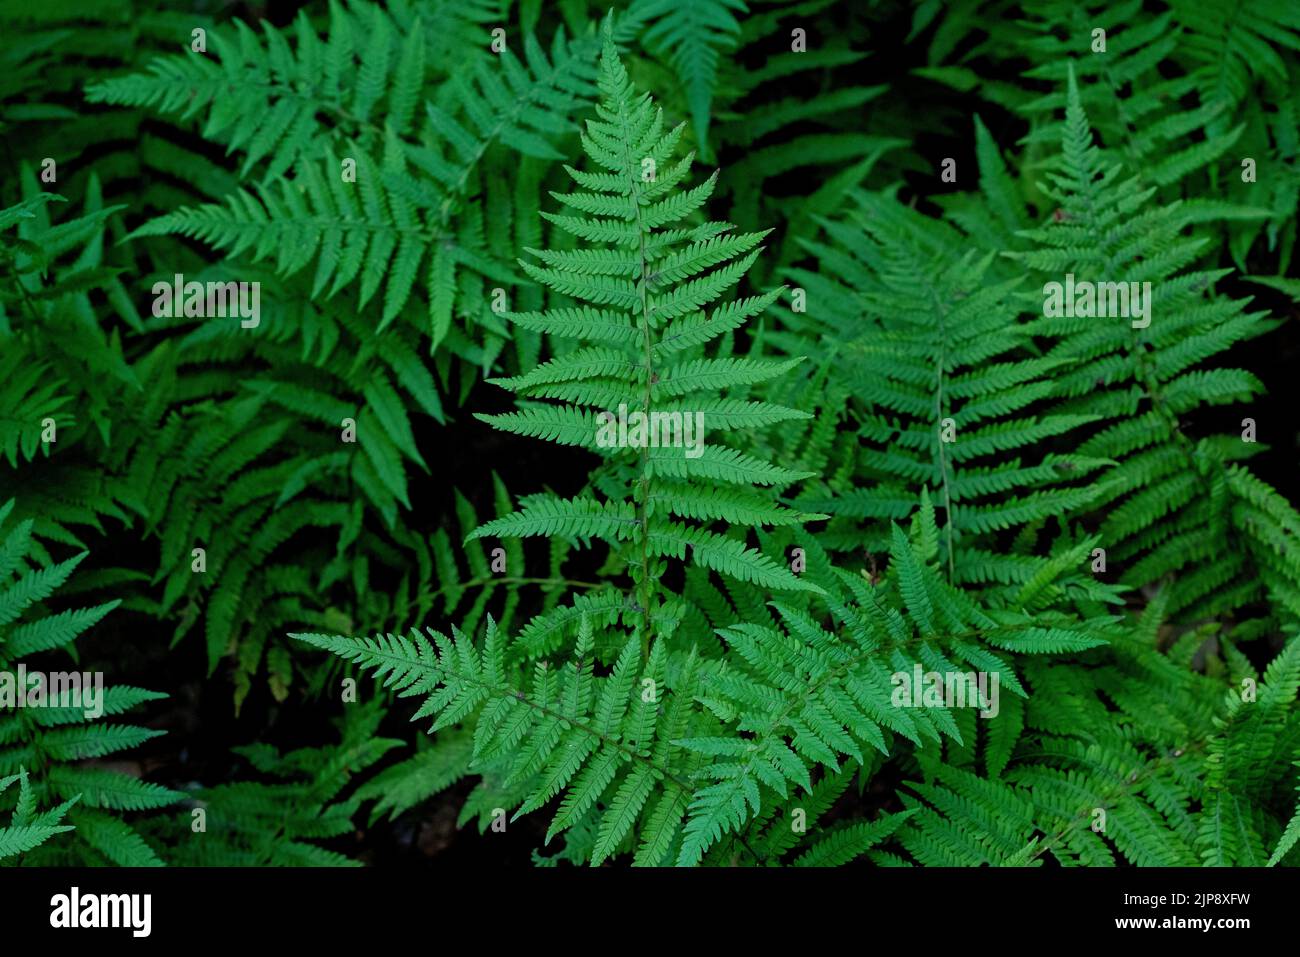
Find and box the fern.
[0,500,181,866]
[87,4,428,180]
[297,486,1110,866]
[469,31,824,652]
[1008,66,1300,622]
[887,600,1300,868]
[0,768,76,862]
[110,8,647,351]
[781,188,1112,587]
[630,0,747,158]
[5,0,1300,876]
[155,701,399,866]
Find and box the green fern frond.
[1007,64,1300,623]
[474,33,821,639]
[631,0,746,158]
[0,769,76,861]
[0,502,181,866]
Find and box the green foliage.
[154,702,399,866]
[896,618,1300,868]
[3,0,1299,871]
[0,500,181,866]
[781,188,1112,587]
[631,0,745,157]
[470,35,824,649]
[0,769,76,861]
[1009,67,1300,623]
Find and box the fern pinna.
[0,769,75,862]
